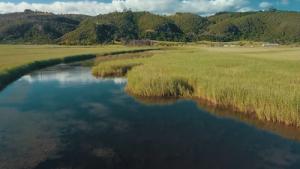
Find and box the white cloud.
[237,7,253,12]
[259,2,273,9]
[281,0,289,5]
[0,0,250,16]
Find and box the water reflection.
[132,95,300,142]
[1,64,300,169]
[21,64,127,86]
[131,95,179,106]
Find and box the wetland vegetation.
[1,44,300,169]
[2,63,300,169]
[92,46,300,126]
[1,6,300,169]
[1,44,299,127]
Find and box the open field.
[0,45,157,70]
[93,46,300,126]
[0,45,157,90]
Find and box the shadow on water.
[132,94,300,142]
[1,63,300,169]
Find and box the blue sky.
[0,0,299,15]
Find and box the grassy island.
[93,46,300,126]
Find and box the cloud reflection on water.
[20,67,127,86]
[0,65,129,169]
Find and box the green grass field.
[0,45,156,90]
[93,46,300,126]
[0,45,155,71]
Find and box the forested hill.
[1,10,300,44]
[0,10,90,44]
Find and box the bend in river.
[1,63,300,169]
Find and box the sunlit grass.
[0,45,154,70]
[93,46,300,126]
[0,45,156,89]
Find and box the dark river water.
[1,64,300,169]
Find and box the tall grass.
[93,46,300,126]
[93,54,151,77]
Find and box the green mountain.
[168,13,209,34]
[60,11,186,44]
[60,11,139,45]
[204,11,300,43]
[1,10,300,44]
[0,10,89,44]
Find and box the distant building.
[262,43,279,47]
[125,40,153,46]
[223,44,236,47]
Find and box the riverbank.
[0,45,158,91]
[92,46,300,126]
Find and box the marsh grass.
[92,55,149,77]
[94,52,154,64]
[126,76,194,97]
[92,63,141,77]
[92,46,300,126]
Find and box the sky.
[0,0,299,16]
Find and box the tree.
[154,23,183,41]
[223,24,241,41]
[96,24,117,44]
[115,11,138,41]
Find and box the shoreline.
[95,69,299,129]
[127,90,300,142]
[125,83,300,127]
[91,48,300,128]
[0,48,158,92]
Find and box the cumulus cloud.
[0,0,250,16]
[259,2,273,9]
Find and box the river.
[1,63,300,169]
